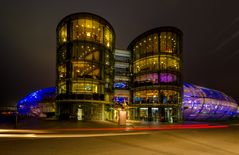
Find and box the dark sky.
[1,0,239,105]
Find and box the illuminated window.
[159,90,179,104]
[114,90,130,104]
[57,48,66,63]
[160,73,177,83]
[160,32,177,53]
[58,82,66,93]
[114,96,129,104]
[133,34,158,60]
[160,56,180,71]
[134,73,158,85]
[104,26,113,49]
[59,24,67,44]
[134,90,159,103]
[72,81,99,94]
[58,65,66,79]
[133,55,159,73]
[72,19,106,46]
[72,61,100,79]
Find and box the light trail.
[0,124,229,134]
[0,129,51,133]
[51,124,229,131]
[0,132,149,139]
[0,134,36,138]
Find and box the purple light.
[17,83,238,121]
[183,83,238,120]
[160,73,176,83]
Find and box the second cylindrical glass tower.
[128,27,183,122]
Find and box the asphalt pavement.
[0,127,239,155]
[1,117,239,154]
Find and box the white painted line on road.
[0,132,150,139]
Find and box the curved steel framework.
[56,12,115,120]
[128,27,183,122]
[17,87,56,115]
[17,83,238,120]
[183,83,238,120]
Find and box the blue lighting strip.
[17,83,238,121]
[114,82,127,88]
[183,83,238,120]
[17,87,56,114]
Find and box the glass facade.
[17,84,238,120]
[15,13,239,122]
[114,49,131,104]
[128,27,183,122]
[183,83,238,120]
[56,13,115,120]
[17,87,56,116]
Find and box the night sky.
[1,0,239,106]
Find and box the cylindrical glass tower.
[128,27,183,122]
[56,13,115,120]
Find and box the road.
[0,126,239,155]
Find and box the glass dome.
[17,83,238,120]
[183,83,238,120]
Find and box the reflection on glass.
[58,82,66,93]
[58,65,66,80]
[59,24,67,44]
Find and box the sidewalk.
[16,118,119,129]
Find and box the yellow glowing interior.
[59,24,67,43]
[133,34,158,60]
[160,32,177,53]
[134,90,179,103]
[58,82,66,93]
[72,81,99,94]
[133,55,180,73]
[72,19,113,48]
[58,65,66,78]
[72,61,100,79]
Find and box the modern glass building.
[16,13,239,122]
[56,13,115,120]
[17,83,238,120]
[112,49,131,120]
[128,27,183,122]
[114,49,131,104]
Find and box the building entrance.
[132,107,176,123]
